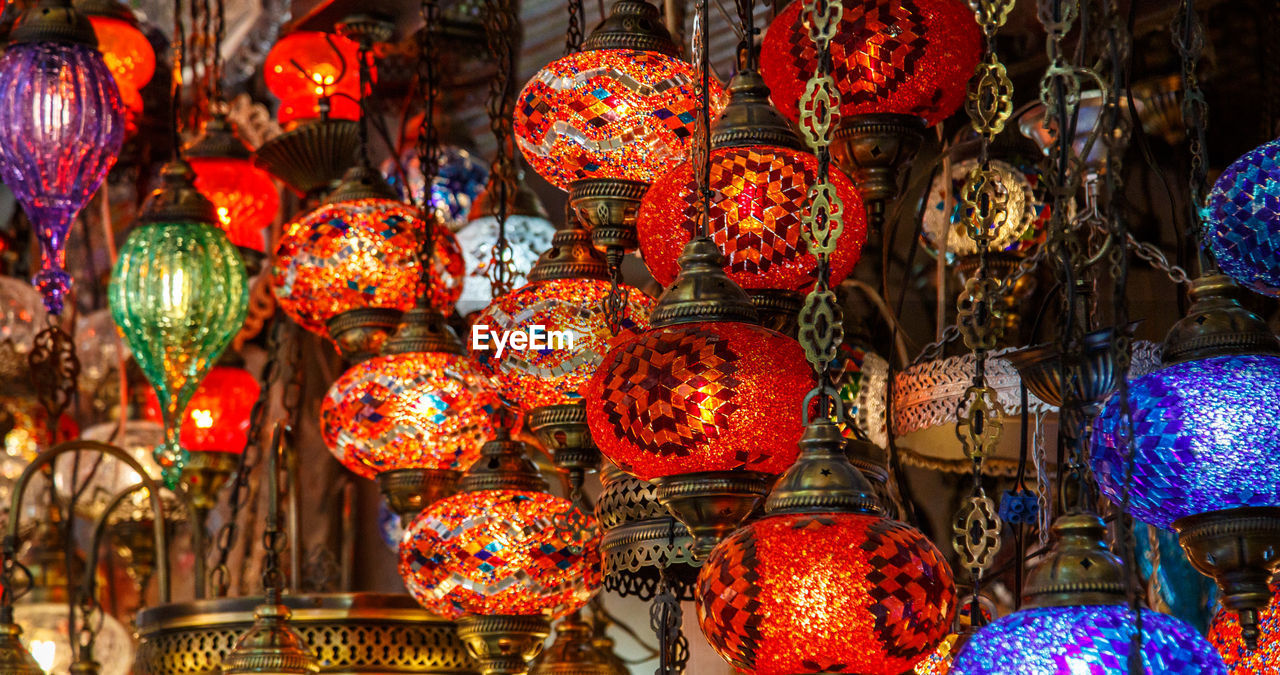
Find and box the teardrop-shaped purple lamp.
[0,0,124,314]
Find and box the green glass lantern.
[109,160,249,486]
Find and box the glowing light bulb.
[28,639,55,672]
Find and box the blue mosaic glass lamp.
[1090,274,1280,646]
[951,513,1227,675]
[1205,138,1280,297]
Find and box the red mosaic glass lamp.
[271,167,464,363]
[79,0,154,136]
[637,67,867,331]
[322,297,501,519]
[473,217,655,479]
[514,0,725,255]
[399,429,600,674]
[584,236,810,557]
[696,419,956,675]
[185,113,281,255]
[760,0,982,224]
[1209,584,1280,674]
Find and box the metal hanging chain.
[650,519,689,675]
[210,318,289,597]
[417,0,442,214]
[212,0,226,105]
[483,0,519,298]
[1174,0,1214,273]
[795,0,845,411]
[566,0,585,54]
[734,0,758,70]
[355,36,377,171]
[950,0,1014,599]
[29,321,79,430]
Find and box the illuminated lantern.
[109,160,248,486]
[761,0,981,218]
[382,143,490,231]
[951,513,1227,675]
[1204,137,1280,298]
[584,237,809,555]
[696,420,955,675]
[400,431,599,673]
[1209,586,1280,674]
[264,30,364,125]
[179,364,259,453]
[271,168,464,362]
[0,0,125,313]
[321,300,501,518]
[454,173,557,315]
[80,0,155,135]
[185,113,282,253]
[638,68,866,327]
[515,0,725,252]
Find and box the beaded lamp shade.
[399,489,601,619]
[760,0,981,128]
[320,351,501,480]
[1209,586,1280,674]
[637,145,866,290]
[697,513,955,675]
[514,49,725,190]
[921,158,1049,259]
[271,198,464,338]
[1091,353,1280,530]
[472,278,654,412]
[950,605,1227,674]
[583,321,810,480]
[1205,138,1280,297]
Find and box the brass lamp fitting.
[830,113,927,229]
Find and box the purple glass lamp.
[0,0,125,314]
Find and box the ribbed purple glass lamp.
[0,0,125,314]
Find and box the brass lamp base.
[1174,506,1280,648]
[455,615,550,675]
[0,622,43,675]
[378,468,460,523]
[1005,324,1133,424]
[567,178,648,253]
[653,471,770,560]
[182,450,240,516]
[109,518,160,588]
[526,403,600,485]
[221,603,320,675]
[255,119,362,197]
[830,113,926,228]
[327,307,405,364]
[745,289,803,338]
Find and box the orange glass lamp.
[78,0,154,136]
[322,297,501,520]
[472,219,654,478]
[760,0,982,222]
[696,419,956,675]
[1210,584,1279,674]
[400,430,600,674]
[514,0,725,255]
[584,237,811,558]
[185,113,281,255]
[637,67,867,331]
[271,168,464,362]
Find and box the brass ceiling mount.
[527,402,600,483]
[137,160,219,226]
[12,0,97,47]
[526,219,611,283]
[653,470,771,560]
[456,614,551,675]
[1173,506,1280,648]
[255,119,361,197]
[1161,274,1280,364]
[710,69,804,152]
[830,113,927,229]
[581,0,678,56]
[1022,512,1127,609]
[764,419,882,517]
[649,237,760,328]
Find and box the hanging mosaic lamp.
[637,67,867,329]
[514,0,725,254]
[399,430,600,674]
[584,237,810,557]
[263,30,364,125]
[179,363,259,454]
[77,0,154,135]
[594,462,698,601]
[454,171,557,315]
[1204,137,1280,298]
[0,0,126,314]
[1091,274,1280,644]
[109,160,249,487]
[185,113,282,255]
[696,419,956,674]
[271,167,464,362]
[760,0,981,222]
[1209,584,1280,674]
[383,142,490,231]
[473,218,654,477]
[321,297,501,519]
[951,513,1228,674]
